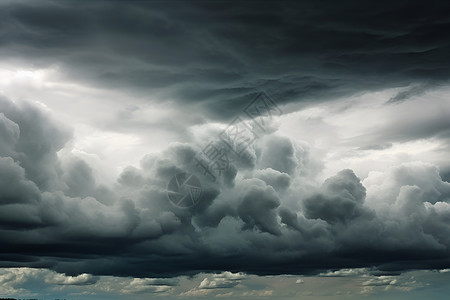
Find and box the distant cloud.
[45,273,98,286]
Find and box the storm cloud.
[1,0,450,122]
[0,96,449,279]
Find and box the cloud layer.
[1,0,450,122]
[0,95,449,279]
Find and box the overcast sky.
[1,0,450,299]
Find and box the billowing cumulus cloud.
[0,96,449,280]
[303,169,370,224]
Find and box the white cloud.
[319,268,371,277]
[121,278,174,294]
[45,273,98,285]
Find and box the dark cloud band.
[1,0,450,121]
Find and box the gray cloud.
[387,82,437,104]
[1,0,450,124]
[303,169,371,224]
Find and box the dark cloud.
[237,180,281,235]
[0,96,71,191]
[1,0,450,123]
[387,82,436,104]
[253,168,291,192]
[0,157,41,206]
[303,169,371,224]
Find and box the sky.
[0,0,450,299]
